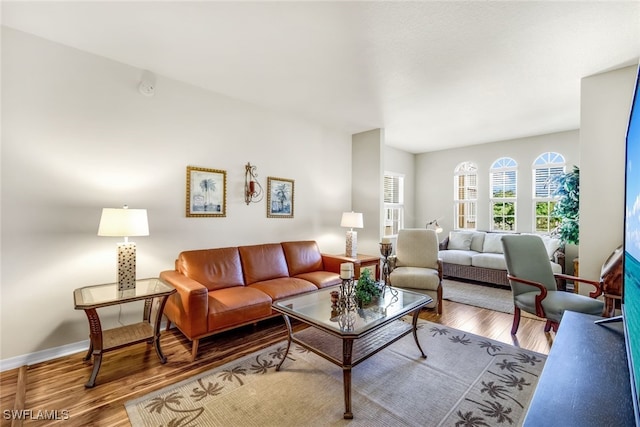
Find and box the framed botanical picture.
[267,177,294,218]
[186,166,227,217]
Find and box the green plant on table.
[355,269,381,306]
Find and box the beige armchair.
[389,229,443,314]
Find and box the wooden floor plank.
[0,300,552,426]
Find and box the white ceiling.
[2,1,640,153]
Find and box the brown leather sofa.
[160,240,350,360]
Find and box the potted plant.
[355,269,381,306]
[552,165,580,245]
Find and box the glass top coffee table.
[272,286,432,419]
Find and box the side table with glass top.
[73,278,175,387]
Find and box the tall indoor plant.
[552,165,580,245]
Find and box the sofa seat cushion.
[390,267,440,291]
[515,291,604,323]
[207,287,273,331]
[294,271,341,289]
[438,250,476,266]
[248,277,317,300]
[471,253,507,270]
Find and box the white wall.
[415,131,580,237]
[580,65,637,281]
[0,28,352,362]
[384,145,416,228]
[352,129,384,255]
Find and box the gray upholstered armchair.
[389,228,443,314]
[501,234,604,334]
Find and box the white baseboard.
[0,321,171,372]
[0,339,90,372]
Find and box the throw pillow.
[470,232,486,252]
[447,231,473,251]
[482,233,505,254]
[540,235,561,261]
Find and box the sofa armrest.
[439,237,449,251]
[321,254,359,273]
[554,249,566,273]
[159,270,209,339]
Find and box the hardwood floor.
[0,300,553,426]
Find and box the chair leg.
[511,307,522,335]
[544,320,559,333]
[436,284,443,315]
[166,320,172,331]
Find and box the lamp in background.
[426,219,443,234]
[98,205,149,291]
[341,212,363,258]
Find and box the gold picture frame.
[186,166,227,217]
[267,177,294,218]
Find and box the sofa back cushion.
[239,243,290,285]
[447,231,473,251]
[482,233,505,254]
[281,241,323,276]
[177,247,245,291]
[540,235,561,261]
[470,232,486,252]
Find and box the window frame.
[490,157,518,232]
[453,161,478,230]
[383,172,404,237]
[532,152,566,234]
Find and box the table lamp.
[341,212,363,258]
[98,205,149,291]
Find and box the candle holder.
[379,242,397,297]
[337,308,357,332]
[338,278,357,311]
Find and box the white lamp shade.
[98,208,149,237]
[340,212,363,229]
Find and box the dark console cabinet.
[524,311,636,426]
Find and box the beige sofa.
[438,231,565,287]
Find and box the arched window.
[454,162,477,230]
[490,157,517,231]
[533,152,566,233]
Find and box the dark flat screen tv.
[623,61,640,425]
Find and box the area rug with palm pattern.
[126,320,546,426]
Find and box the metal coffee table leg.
[342,338,354,419]
[276,315,293,371]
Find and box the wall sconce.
[426,218,443,233]
[244,162,264,205]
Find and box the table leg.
[83,340,93,362]
[276,314,293,371]
[411,309,427,359]
[342,338,354,419]
[83,308,103,388]
[153,295,171,363]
